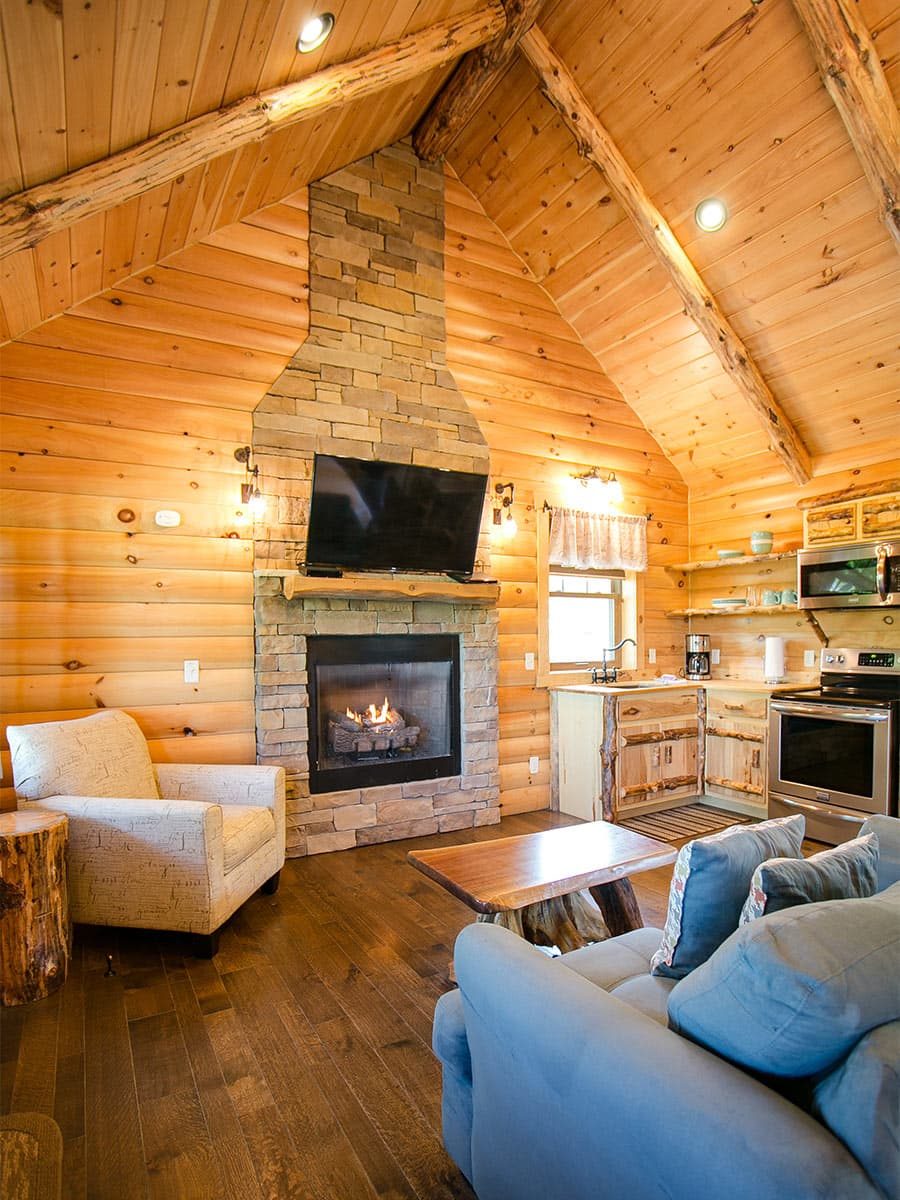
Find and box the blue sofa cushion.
[667,882,900,1077]
[650,814,804,980]
[560,928,675,1025]
[812,1021,900,1200]
[739,833,880,923]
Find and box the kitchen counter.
[551,679,811,696]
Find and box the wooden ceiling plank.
[518,24,813,486]
[414,0,544,161]
[1,0,66,189]
[792,0,900,251]
[62,0,115,175]
[0,3,505,261]
[148,0,212,137]
[109,0,166,154]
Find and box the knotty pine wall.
[444,170,688,815]
[0,194,311,809]
[684,453,900,682]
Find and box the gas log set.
[328,698,420,759]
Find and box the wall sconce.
[234,446,266,518]
[571,467,624,510]
[493,481,517,540]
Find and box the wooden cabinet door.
[860,493,900,539]
[660,725,698,798]
[804,502,856,546]
[617,722,662,811]
[705,720,765,799]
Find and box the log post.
[0,810,71,1006]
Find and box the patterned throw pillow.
[650,814,805,980]
[740,833,880,924]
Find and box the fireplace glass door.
[308,635,461,793]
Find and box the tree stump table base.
[0,811,72,1007]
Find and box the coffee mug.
[762,589,781,605]
[781,588,798,605]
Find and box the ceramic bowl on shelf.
[716,549,743,559]
[750,530,774,554]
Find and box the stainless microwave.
[797,540,899,609]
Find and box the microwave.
[797,540,899,609]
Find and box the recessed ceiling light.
[297,12,334,53]
[694,197,728,232]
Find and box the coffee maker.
[685,633,711,680]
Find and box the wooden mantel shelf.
[255,570,500,604]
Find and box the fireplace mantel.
[255,570,500,605]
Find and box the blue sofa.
[433,816,900,1200]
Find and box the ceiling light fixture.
[297,12,334,53]
[235,446,266,518]
[694,197,728,232]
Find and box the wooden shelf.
[665,550,797,573]
[256,570,500,604]
[666,604,798,617]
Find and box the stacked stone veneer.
[251,140,500,856]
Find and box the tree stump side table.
[0,810,71,1006]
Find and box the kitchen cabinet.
[703,688,768,817]
[553,687,701,822]
[803,489,900,547]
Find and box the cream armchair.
[7,710,285,956]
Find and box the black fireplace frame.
[307,634,462,794]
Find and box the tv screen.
[305,455,488,576]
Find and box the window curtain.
[548,507,647,572]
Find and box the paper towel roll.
[764,636,785,683]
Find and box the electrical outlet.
[524,651,535,671]
[647,647,656,664]
[711,648,721,665]
[528,755,540,775]
[183,660,199,684]
[804,649,817,667]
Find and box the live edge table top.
[407,820,677,915]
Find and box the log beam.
[414,0,545,161]
[792,0,900,252]
[518,26,813,486]
[0,4,505,260]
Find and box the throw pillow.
[739,833,880,923]
[667,882,900,1077]
[649,814,805,980]
[8,710,159,801]
[812,1020,900,1200]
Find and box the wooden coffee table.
[408,820,676,954]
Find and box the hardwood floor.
[0,811,674,1200]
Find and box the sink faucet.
[590,637,638,685]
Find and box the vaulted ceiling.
[1,0,898,494]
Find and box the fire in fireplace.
[307,634,461,793]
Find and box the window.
[548,569,624,670]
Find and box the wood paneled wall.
[0,193,311,808]
[444,169,688,815]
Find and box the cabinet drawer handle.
[752,749,761,769]
[724,703,745,711]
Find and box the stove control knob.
[825,655,835,663]
[837,655,846,664]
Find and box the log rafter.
[414,0,545,161]
[791,0,900,252]
[0,4,506,260]
[517,26,813,487]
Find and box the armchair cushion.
[667,882,900,1077]
[222,805,276,874]
[8,711,159,802]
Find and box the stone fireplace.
[251,140,500,856]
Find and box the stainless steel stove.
[768,647,900,844]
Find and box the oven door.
[797,541,898,609]
[768,699,892,815]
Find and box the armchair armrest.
[154,764,285,864]
[861,815,900,891]
[22,795,223,932]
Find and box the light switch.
[647,647,656,664]
[804,650,817,667]
[524,651,535,671]
[711,648,721,665]
[529,756,540,775]
[183,660,200,684]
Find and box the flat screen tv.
[305,454,488,576]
